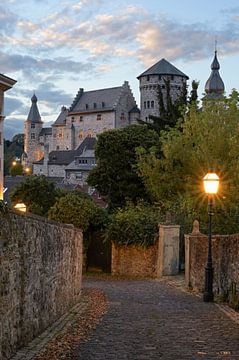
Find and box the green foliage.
[87,124,160,210]
[10,175,59,216]
[48,192,108,231]
[137,97,239,234]
[105,203,162,248]
[9,162,23,176]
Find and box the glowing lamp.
[14,203,26,212]
[12,161,17,166]
[203,172,219,194]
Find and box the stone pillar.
[157,224,180,277]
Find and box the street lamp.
[14,202,26,212]
[203,170,219,302]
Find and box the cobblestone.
[74,277,239,360]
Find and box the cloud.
[4,97,26,116]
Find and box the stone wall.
[111,242,158,277]
[0,210,83,360]
[185,229,239,296]
[112,224,180,278]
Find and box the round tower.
[204,51,225,99]
[137,58,189,121]
[24,94,43,166]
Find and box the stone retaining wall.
[0,210,83,360]
[111,242,158,277]
[112,225,180,278]
[185,230,239,296]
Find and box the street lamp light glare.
[203,172,219,194]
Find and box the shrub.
[105,204,162,248]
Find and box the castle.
[23,52,224,184]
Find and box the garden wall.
[0,210,83,360]
[112,224,180,278]
[185,225,239,297]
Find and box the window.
[171,75,174,80]
[76,172,82,179]
[80,116,83,122]
[71,116,75,122]
[144,101,146,109]
[79,131,83,139]
[158,75,161,80]
[31,123,35,129]
[31,133,35,139]
[120,113,125,121]
[88,129,93,138]
[97,114,102,121]
[147,75,150,81]
[151,101,154,108]
[102,102,105,108]
[93,103,97,109]
[0,132,2,145]
[147,101,150,108]
[59,133,62,138]
[85,104,88,109]
[56,146,59,150]
[145,117,148,121]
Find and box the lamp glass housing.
[203,172,219,194]
[14,203,26,212]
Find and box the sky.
[1,0,239,139]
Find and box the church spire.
[27,94,42,122]
[205,50,225,98]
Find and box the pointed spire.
[205,50,225,97]
[27,93,42,123]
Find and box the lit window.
[79,131,83,139]
[88,129,93,138]
[151,101,154,108]
[97,114,102,121]
[31,124,35,129]
[31,133,35,139]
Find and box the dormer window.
[93,103,97,108]
[102,102,105,108]
[85,104,88,109]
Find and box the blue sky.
[2,0,239,138]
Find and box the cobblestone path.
[74,278,239,360]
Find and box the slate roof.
[129,105,140,113]
[39,127,52,136]
[205,51,225,95]
[34,137,97,166]
[52,106,68,126]
[137,58,189,79]
[69,86,122,113]
[27,94,42,123]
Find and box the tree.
[87,124,160,210]
[136,97,239,233]
[10,175,60,216]
[4,134,24,175]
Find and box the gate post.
[157,224,180,277]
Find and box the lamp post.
[203,171,219,302]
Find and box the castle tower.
[137,58,189,121]
[24,94,43,167]
[204,51,225,99]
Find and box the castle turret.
[205,51,225,99]
[24,94,43,167]
[137,58,189,121]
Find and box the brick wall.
[0,210,83,360]
[185,229,239,295]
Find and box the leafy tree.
[10,175,60,216]
[10,162,23,176]
[48,193,109,247]
[189,80,199,105]
[4,134,24,175]
[87,124,160,210]
[136,97,239,233]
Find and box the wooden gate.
[87,232,111,273]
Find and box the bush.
[105,204,162,248]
